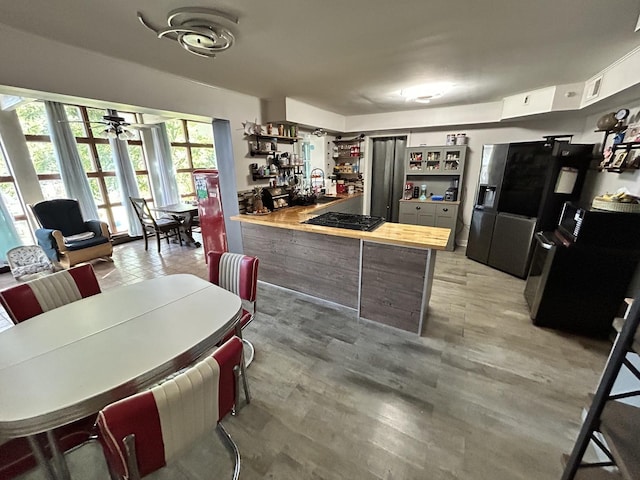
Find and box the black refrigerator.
[466,140,593,278]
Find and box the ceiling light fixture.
[137,7,239,59]
[104,125,136,141]
[400,83,454,104]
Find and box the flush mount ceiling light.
[400,83,454,104]
[137,7,238,59]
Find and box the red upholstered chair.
[0,264,100,478]
[0,263,101,324]
[97,337,244,480]
[207,251,259,367]
[0,418,96,479]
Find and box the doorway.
[370,137,406,222]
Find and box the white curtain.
[146,123,180,206]
[109,131,143,237]
[44,101,100,220]
[0,192,21,265]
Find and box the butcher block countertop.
[231,195,450,250]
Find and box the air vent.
[585,75,603,101]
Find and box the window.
[16,103,152,235]
[166,119,216,201]
[0,145,31,243]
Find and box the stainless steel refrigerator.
[466,140,593,278]
[370,137,406,222]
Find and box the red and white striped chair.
[97,337,244,480]
[207,251,259,366]
[0,263,101,324]
[0,264,101,478]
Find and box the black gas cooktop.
[303,212,385,232]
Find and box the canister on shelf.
[455,133,467,145]
[446,134,456,145]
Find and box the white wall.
[0,25,262,193]
[575,100,640,202]
[362,114,587,245]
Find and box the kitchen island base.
[241,222,436,335]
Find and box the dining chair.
[97,336,245,480]
[0,416,96,479]
[0,263,101,478]
[129,197,183,253]
[207,251,259,367]
[6,245,55,281]
[0,263,101,324]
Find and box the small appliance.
[444,187,458,201]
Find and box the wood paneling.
[242,223,360,308]
[231,196,450,250]
[360,242,429,333]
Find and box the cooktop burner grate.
[303,212,385,231]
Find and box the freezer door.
[487,213,538,278]
[466,209,496,264]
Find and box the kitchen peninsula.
[231,195,450,334]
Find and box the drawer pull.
[442,208,448,212]
[416,206,421,210]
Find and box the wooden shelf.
[250,133,301,143]
[250,150,277,157]
[251,174,276,181]
[600,401,640,480]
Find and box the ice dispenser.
[477,186,496,208]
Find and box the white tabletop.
[0,274,241,438]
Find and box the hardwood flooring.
[1,239,611,479]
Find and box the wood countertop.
[231,195,450,250]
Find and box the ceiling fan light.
[105,128,117,139]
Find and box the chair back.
[0,264,101,324]
[30,199,86,237]
[97,336,243,479]
[207,252,258,303]
[6,245,54,280]
[129,197,159,229]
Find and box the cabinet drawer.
[435,205,455,218]
[399,202,435,213]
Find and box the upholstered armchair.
[30,199,113,268]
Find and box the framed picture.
[623,122,640,143]
[626,150,640,169]
[610,150,628,168]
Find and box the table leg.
[47,430,72,480]
[27,435,58,480]
[172,212,201,247]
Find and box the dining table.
[152,202,201,247]
[0,274,242,480]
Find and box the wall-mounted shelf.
[599,142,640,173]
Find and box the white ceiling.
[0,0,639,116]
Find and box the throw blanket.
[63,232,95,245]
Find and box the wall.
[0,25,262,193]
[575,100,640,202]
[362,114,587,245]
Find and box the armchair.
[30,199,113,269]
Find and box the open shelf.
[600,401,640,480]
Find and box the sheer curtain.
[109,130,143,237]
[44,101,100,220]
[0,192,21,265]
[146,123,180,206]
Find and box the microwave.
[557,201,640,249]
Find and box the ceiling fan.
[60,115,151,140]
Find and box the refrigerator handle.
[535,232,555,250]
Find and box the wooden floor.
[1,239,612,480]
